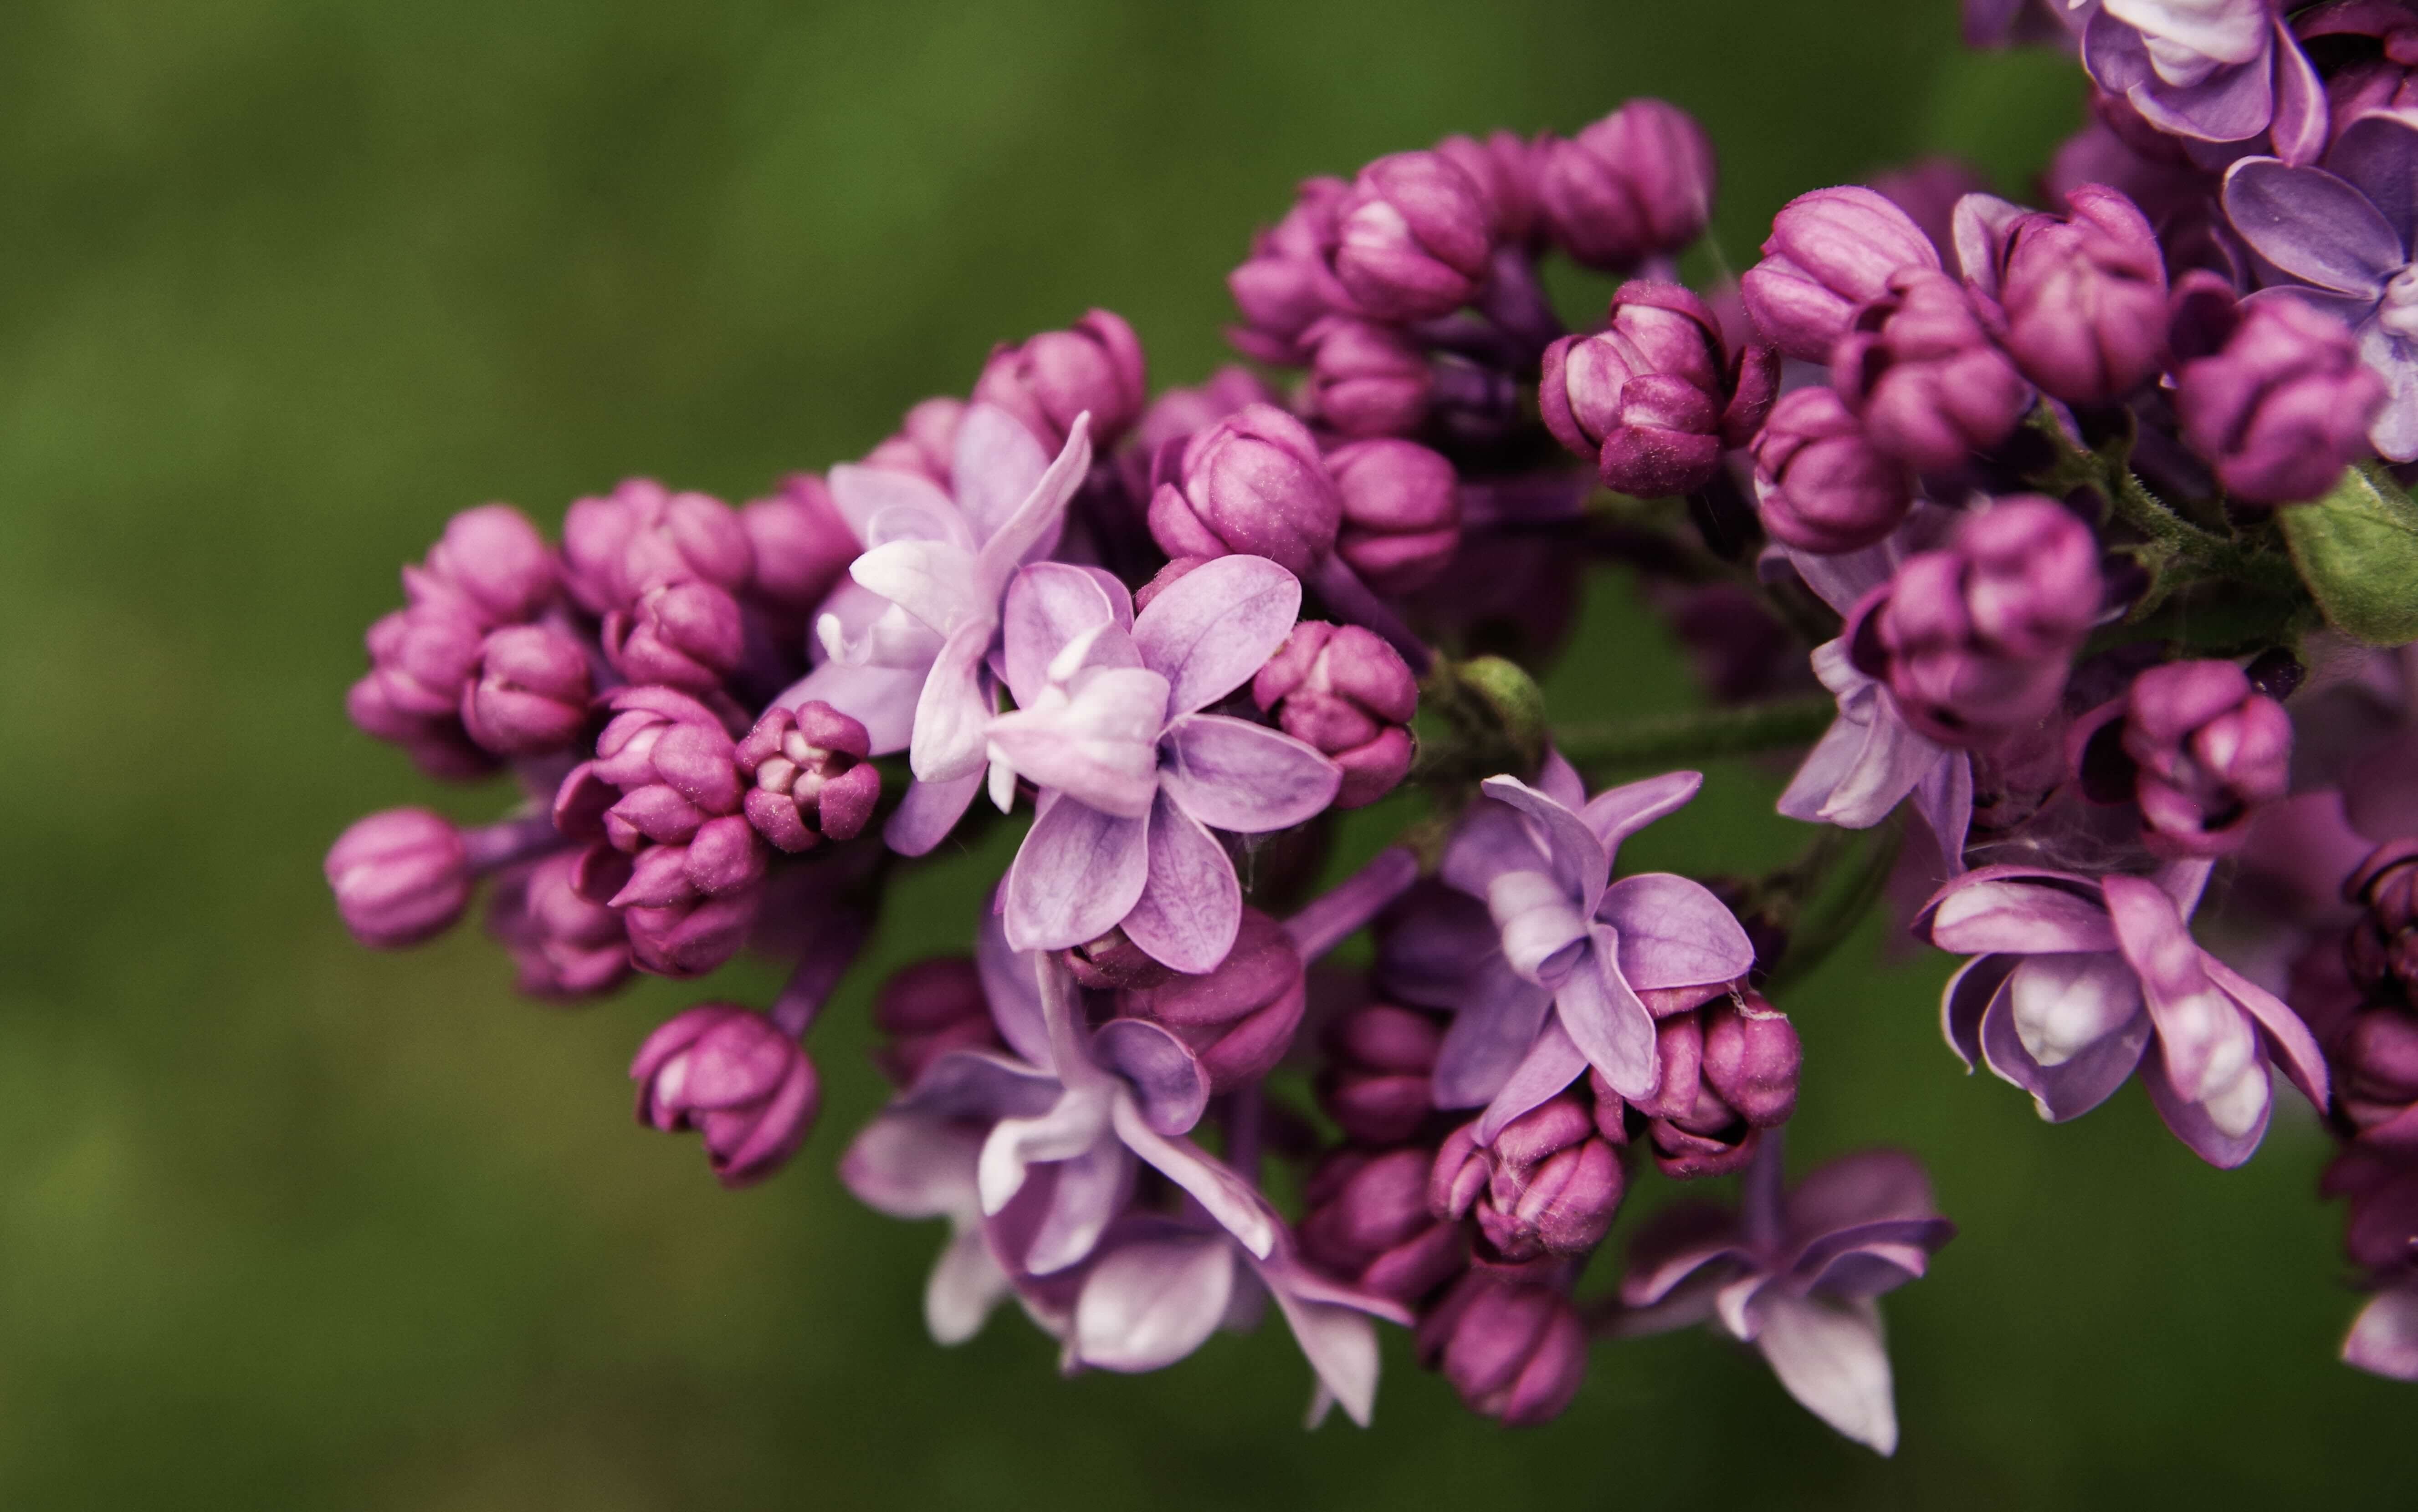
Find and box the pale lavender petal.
[1478,775,1610,914]
[1072,1232,1237,1373]
[897,1047,1065,1122]
[1440,796,1549,896]
[2220,158,2400,298]
[1159,714,1342,833]
[2139,1037,2271,1168]
[1004,796,1151,953]
[1795,1227,1952,1299]
[781,659,924,756]
[1941,954,2012,1071]
[1779,645,1948,829]
[909,622,995,782]
[1131,554,1306,714]
[1432,969,1554,1109]
[840,1109,984,1221]
[1554,929,1660,1100]
[1000,562,1127,709]
[1536,747,1587,809]
[1119,790,1243,974]
[1581,770,1705,857]
[1284,846,1419,960]
[978,1085,1113,1216]
[1950,192,2029,296]
[1910,751,1972,873]
[1749,1293,1900,1456]
[1474,1015,1591,1144]
[1600,874,1755,991]
[851,538,988,636]
[2202,953,2330,1110]
[2103,874,2254,1103]
[1980,982,2151,1122]
[987,667,1170,817]
[927,1226,1013,1345]
[1620,1204,1752,1310]
[2006,950,2146,1068]
[825,463,967,549]
[2269,19,2326,168]
[1263,1284,1384,1428]
[2343,1287,2418,1381]
[1785,1148,1941,1234]
[1026,1141,1138,1276]
[2357,320,2418,464]
[885,770,984,856]
[976,904,1055,1070]
[1108,1094,1279,1258]
[1920,871,2119,955]
[1486,869,1592,986]
[953,403,1051,545]
[2328,112,2418,254]
[1092,1017,1211,1136]
[974,414,1092,587]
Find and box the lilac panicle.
[1741,186,1942,364]
[1537,99,1716,273]
[632,1003,820,1187]
[1253,621,1419,809]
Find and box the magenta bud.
[563,480,753,615]
[1540,281,1773,498]
[461,623,592,756]
[1435,129,1544,248]
[1228,177,1355,362]
[325,808,471,948]
[1750,386,1914,554]
[1833,268,2031,472]
[1148,402,1342,577]
[1700,991,1801,1127]
[631,1004,818,1187]
[1537,99,1716,273]
[2340,1003,2418,1136]
[1253,621,1418,808]
[861,397,966,487]
[1133,367,1280,456]
[1117,909,1306,1091]
[972,308,1148,451]
[1331,151,1496,322]
[2121,659,2293,858]
[2173,296,2387,505]
[742,475,857,621]
[420,504,557,626]
[1983,184,2169,404]
[1326,438,1462,594]
[486,851,631,1001]
[1741,185,1942,363]
[1317,1002,1445,1145]
[872,957,1000,1090]
[603,578,746,692]
[735,700,880,853]
[622,890,761,979]
[1303,318,1433,438]
[366,603,487,719]
[344,672,496,781]
[1417,1273,1588,1427]
[1301,1148,1470,1305]
[1447,1095,1625,1260]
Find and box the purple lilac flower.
[460,623,592,756]
[1147,403,1342,579]
[1327,438,1463,594]
[989,556,1340,973]
[1540,281,1778,498]
[1750,387,1914,555]
[1417,1269,1588,1426]
[733,700,880,853]
[1228,177,1357,366]
[2077,0,2325,162]
[2222,110,2418,460]
[1955,182,2170,404]
[1301,317,1433,437]
[1430,1091,1625,1261]
[1616,1140,1954,1456]
[1436,129,1544,249]
[740,474,858,633]
[632,1002,820,1187]
[1317,1002,1448,1145]
[484,850,633,1000]
[1615,991,1803,1178]
[2170,276,2388,501]
[2074,659,2293,857]
[1831,269,2033,473]
[1251,621,1419,809]
[325,807,564,949]
[1301,1146,1471,1305]
[1330,150,1496,323]
[1918,857,2330,1165]
[2345,1278,2418,1380]
[1740,187,1942,365]
[860,396,965,487]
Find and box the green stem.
[1554,695,1835,770]
[2104,465,2302,597]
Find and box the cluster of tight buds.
[324,0,2418,1446]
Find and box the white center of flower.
[2381,266,2418,340]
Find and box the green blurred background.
[0,0,2404,1505]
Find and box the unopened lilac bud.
[872,956,1002,1089]
[2174,296,2386,505]
[563,481,753,615]
[366,602,487,719]
[1253,621,1418,808]
[972,308,1148,451]
[1431,1095,1624,1261]
[1983,184,2169,404]
[1316,1002,1445,1144]
[1228,178,1355,363]
[1741,185,1941,363]
[2336,999,2418,1137]
[1117,908,1306,1090]
[1327,438,1461,594]
[1541,281,1775,497]
[1833,268,2031,472]
[735,700,879,853]
[1331,151,1495,322]
[419,504,557,626]
[742,475,856,622]
[1537,99,1716,273]
[2328,1148,2418,1275]
[1133,367,1279,456]
[1063,926,1179,991]
[1626,1011,1762,1179]
[1148,403,1342,577]
[1301,1148,1470,1304]
[631,1004,818,1186]
[2122,660,2292,857]
[1750,387,1914,554]
[861,397,966,486]
[1435,129,1543,247]
[1417,1273,1588,1427]
[2349,840,2418,1001]
[326,808,472,948]
[1700,991,1802,1127]
[1302,318,1432,438]
[461,623,592,756]
[344,674,496,781]
[486,851,631,1000]
[603,578,746,692]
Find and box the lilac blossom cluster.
[321,0,2418,1446]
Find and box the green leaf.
[2280,464,2418,646]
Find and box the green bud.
[1451,655,1547,777]
[2281,464,2418,647]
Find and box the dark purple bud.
[1749,386,1915,554]
[871,956,1002,1090]
[485,851,632,1000]
[631,1004,818,1187]
[861,397,966,487]
[418,504,557,627]
[2327,1146,2418,1275]
[1983,184,2169,404]
[1417,1273,1588,1427]
[1316,1001,1445,1144]
[1330,151,1496,323]
[1700,991,1802,1127]
[1326,438,1462,595]
[2122,659,2292,858]
[2337,1000,2418,1138]
[1302,1147,1470,1305]
[742,475,857,623]
[1430,1096,1624,1261]
[1537,99,1716,273]
[1741,185,1942,363]
[2348,840,2418,1002]
[972,308,1148,451]
[735,700,879,853]
[1116,908,1306,1091]
[622,889,762,979]
[1540,281,1774,497]
[563,481,753,616]
[1832,268,2031,473]
[1228,178,1356,363]
[1148,403,1342,577]
[460,623,592,756]
[1252,621,1418,808]
[1302,317,1433,438]
[1626,1011,1763,1179]
[325,808,471,948]
[1133,367,1279,456]
[1063,926,1179,991]
[1435,129,1544,248]
[2173,296,2386,505]
[603,578,746,693]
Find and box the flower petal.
[1091,1017,1211,1136]
[1940,953,2012,1072]
[1980,976,2151,1123]
[2343,1287,2418,1381]
[1600,874,1755,991]
[1749,1293,1900,1456]
[999,562,1132,710]
[2007,950,2147,1068]
[1580,769,1703,855]
[1004,795,1151,953]
[1478,775,1611,914]
[885,770,983,857]
[850,538,988,637]
[825,463,967,549]
[1473,1014,1590,1144]
[2139,1036,2272,1168]
[975,903,1056,1070]
[2102,873,2255,1104]
[1072,1231,1237,1374]
[974,415,1092,589]
[908,622,996,782]
[2203,952,2330,1111]
[1109,1093,1278,1258]
[926,1225,1013,1345]
[1554,927,1660,1100]
[952,402,1051,545]
[978,1084,1113,1216]
[1158,714,1341,833]
[1486,869,1592,986]
[1118,789,1244,974]
[2328,111,2418,256]
[1917,868,2119,955]
[840,1109,984,1222]
[2221,158,2401,298]
[780,658,926,756]
[986,667,1170,817]
[1619,1201,1752,1312]
[1433,968,1555,1109]
[1262,1283,1384,1428]
[1130,554,1305,714]
[1025,1140,1138,1276]
[1439,794,1549,896]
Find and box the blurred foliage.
[0,0,2402,1505]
